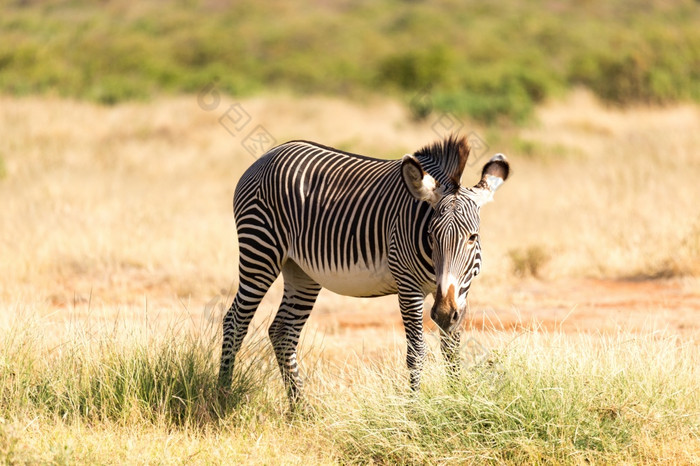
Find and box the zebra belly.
[293,259,398,297]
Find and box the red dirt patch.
[312,279,700,337]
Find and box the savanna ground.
[0,90,698,464]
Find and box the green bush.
[568,24,700,105]
[0,0,699,121]
[377,45,453,91]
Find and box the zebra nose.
[430,303,461,332]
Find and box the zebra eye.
[468,234,478,244]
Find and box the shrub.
[1,0,699,119]
[508,245,550,278]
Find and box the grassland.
[2,1,699,462]
[1,317,698,464]
[1,0,699,122]
[1,90,698,309]
[0,91,698,463]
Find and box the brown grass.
[0,90,699,338]
[0,92,699,463]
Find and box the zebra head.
[401,136,510,333]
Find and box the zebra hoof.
[286,400,315,421]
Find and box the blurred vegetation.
[508,245,550,278]
[1,0,699,122]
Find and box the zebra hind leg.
[219,256,282,393]
[268,261,321,410]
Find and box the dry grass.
[1,91,698,326]
[0,315,697,464]
[0,92,699,462]
[506,89,700,280]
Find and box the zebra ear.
[469,153,510,206]
[401,154,441,207]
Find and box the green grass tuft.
[321,331,700,464]
[1,318,697,463]
[0,318,277,429]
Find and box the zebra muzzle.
[431,284,463,332]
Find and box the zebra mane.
[413,134,470,188]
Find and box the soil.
[311,279,700,337]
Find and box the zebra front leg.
[440,330,462,383]
[269,262,321,410]
[398,287,427,391]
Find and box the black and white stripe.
[219,135,510,405]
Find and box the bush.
[1,0,699,118]
[377,46,453,91]
[508,245,550,278]
[433,88,534,125]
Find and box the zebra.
[218,134,509,406]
